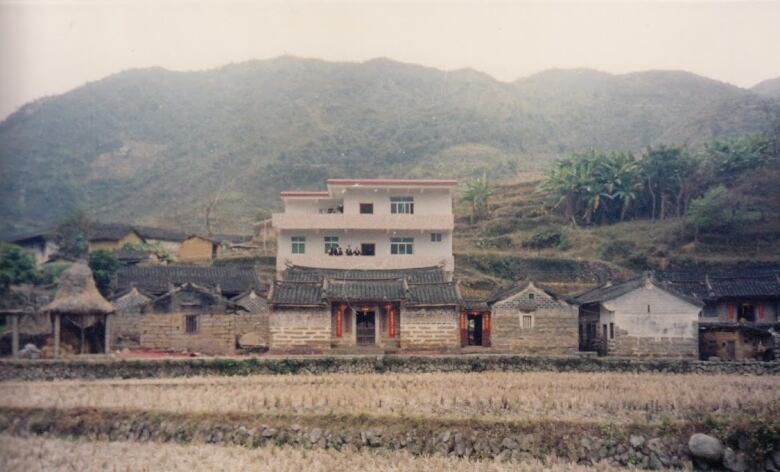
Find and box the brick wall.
[269,308,330,352]
[491,283,578,355]
[400,307,459,350]
[139,313,237,354]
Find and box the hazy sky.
[1,0,779,119]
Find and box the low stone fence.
[1,354,778,381]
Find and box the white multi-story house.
[272,179,457,275]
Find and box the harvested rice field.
[0,434,645,472]
[0,371,777,424]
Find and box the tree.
[687,185,735,239]
[88,251,119,296]
[462,173,493,224]
[54,212,92,258]
[0,243,38,289]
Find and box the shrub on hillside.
[522,229,567,250]
[597,240,636,261]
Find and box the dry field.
[1,371,777,424]
[0,434,649,471]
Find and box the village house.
[573,274,703,358]
[271,179,456,275]
[110,266,267,354]
[134,226,187,256]
[178,235,219,262]
[485,281,579,355]
[3,229,59,265]
[88,223,145,252]
[659,268,780,361]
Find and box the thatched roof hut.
[44,263,114,328]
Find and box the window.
[602,324,608,340]
[390,196,414,214]
[360,243,375,256]
[324,236,339,253]
[360,203,374,214]
[647,304,651,314]
[185,315,198,334]
[291,236,306,254]
[390,237,414,255]
[521,315,533,329]
[609,322,614,339]
[431,232,442,242]
[528,293,535,300]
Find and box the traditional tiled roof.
[90,223,141,241]
[270,282,323,306]
[114,250,155,264]
[231,290,267,313]
[116,266,264,296]
[573,275,703,307]
[134,226,187,242]
[326,279,406,302]
[408,282,460,306]
[282,266,446,284]
[659,268,780,299]
[271,266,459,307]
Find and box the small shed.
[178,236,219,262]
[43,263,115,357]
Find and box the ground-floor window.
[390,237,414,255]
[609,322,614,339]
[185,315,198,334]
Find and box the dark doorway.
[726,341,736,360]
[361,243,375,256]
[356,311,376,345]
[467,314,482,346]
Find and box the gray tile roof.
[270,266,459,307]
[91,223,140,241]
[659,268,780,299]
[270,282,323,306]
[116,265,264,296]
[283,266,446,284]
[573,275,704,307]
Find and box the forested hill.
[2,56,779,235]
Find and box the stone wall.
[609,327,699,359]
[269,308,330,352]
[139,313,236,355]
[400,307,459,350]
[2,356,779,382]
[491,283,578,355]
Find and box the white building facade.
[272,179,457,274]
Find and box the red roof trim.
[327,179,458,187]
[280,191,331,197]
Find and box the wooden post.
[104,314,111,354]
[53,313,61,359]
[11,315,19,358]
[80,324,85,354]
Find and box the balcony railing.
[272,213,454,231]
[276,254,455,272]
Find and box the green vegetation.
[461,173,494,224]
[1,58,778,235]
[53,212,92,258]
[121,242,174,263]
[87,251,119,296]
[0,243,37,289]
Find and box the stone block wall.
[491,309,578,354]
[491,283,578,355]
[234,313,270,347]
[400,307,458,350]
[112,314,143,349]
[609,327,698,359]
[139,313,236,355]
[269,308,330,352]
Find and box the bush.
[88,251,119,295]
[0,243,38,288]
[522,229,566,250]
[597,240,636,261]
[39,262,72,285]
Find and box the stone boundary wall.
[140,313,236,355]
[1,355,778,382]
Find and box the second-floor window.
[324,236,339,253]
[431,233,442,242]
[291,236,306,254]
[390,237,414,255]
[390,196,414,214]
[360,203,374,214]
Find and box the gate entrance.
[356,311,376,345]
[467,314,483,346]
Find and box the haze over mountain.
[752,77,780,99]
[1,56,778,235]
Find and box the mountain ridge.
[1,56,778,235]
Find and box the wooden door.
[356,312,376,345]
